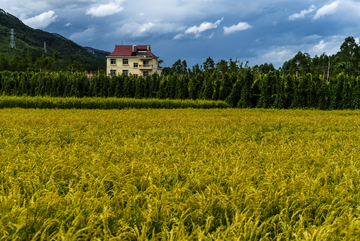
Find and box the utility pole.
[9,29,15,49]
[327,57,331,82]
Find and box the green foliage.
[305,73,317,108]
[257,72,274,108]
[212,77,221,100]
[175,75,189,100]
[284,74,294,108]
[122,75,133,98]
[330,73,345,110]
[290,76,303,109]
[219,73,232,101]
[149,74,160,98]
[166,75,177,99]
[189,76,199,100]
[157,76,167,99]
[317,80,329,110]
[1,69,360,110]
[202,73,214,100]
[67,61,85,72]
[143,76,150,98]
[0,96,229,109]
[216,59,229,75]
[203,56,215,73]
[135,76,145,99]
[237,69,253,108]
[273,73,285,109]
[341,77,352,109]
[171,59,187,75]
[225,77,242,108]
[352,79,360,109]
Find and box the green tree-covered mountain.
[83,47,110,60]
[0,8,106,71]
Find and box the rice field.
[1,108,360,240]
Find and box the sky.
[2,0,360,69]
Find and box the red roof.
[108,45,157,58]
[146,51,156,57]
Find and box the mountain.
[83,47,110,60]
[0,9,106,71]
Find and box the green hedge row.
[0,96,229,109]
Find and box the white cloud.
[86,2,124,17]
[69,27,96,43]
[223,22,252,34]
[251,35,346,67]
[138,22,154,33]
[313,1,340,20]
[185,17,224,35]
[315,40,326,49]
[174,33,184,40]
[65,22,71,27]
[22,10,57,29]
[288,5,316,20]
[303,35,322,41]
[308,35,344,56]
[258,47,295,65]
[114,20,186,38]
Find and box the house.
[106,45,162,77]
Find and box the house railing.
[139,64,153,69]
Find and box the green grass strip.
[0,96,229,109]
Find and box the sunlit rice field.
[1,108,360,240]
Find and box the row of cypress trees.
[0,70,359,110]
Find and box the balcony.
[139,64,153,69]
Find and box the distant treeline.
[1,70,360,110]
[162,36,360,79]
[0,49,105,73]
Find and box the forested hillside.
[83,47,110,60]
[0,9,106,71]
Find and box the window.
[133,63,138,68]
[123,59,128,65]
[133,74,138,78]
[123,70,128,75]
[143,71,149,77]
[143,60,149,66]
[110,59,116,65]
[110,70,116,76]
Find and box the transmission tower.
[9,29,15,49]
[44,41,47,54]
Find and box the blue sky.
[2,0,360,68]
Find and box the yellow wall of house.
[106,57,162,76]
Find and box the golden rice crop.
[1,108,360,240]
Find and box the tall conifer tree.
[219,73,232,101]
[238,69,253,108]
